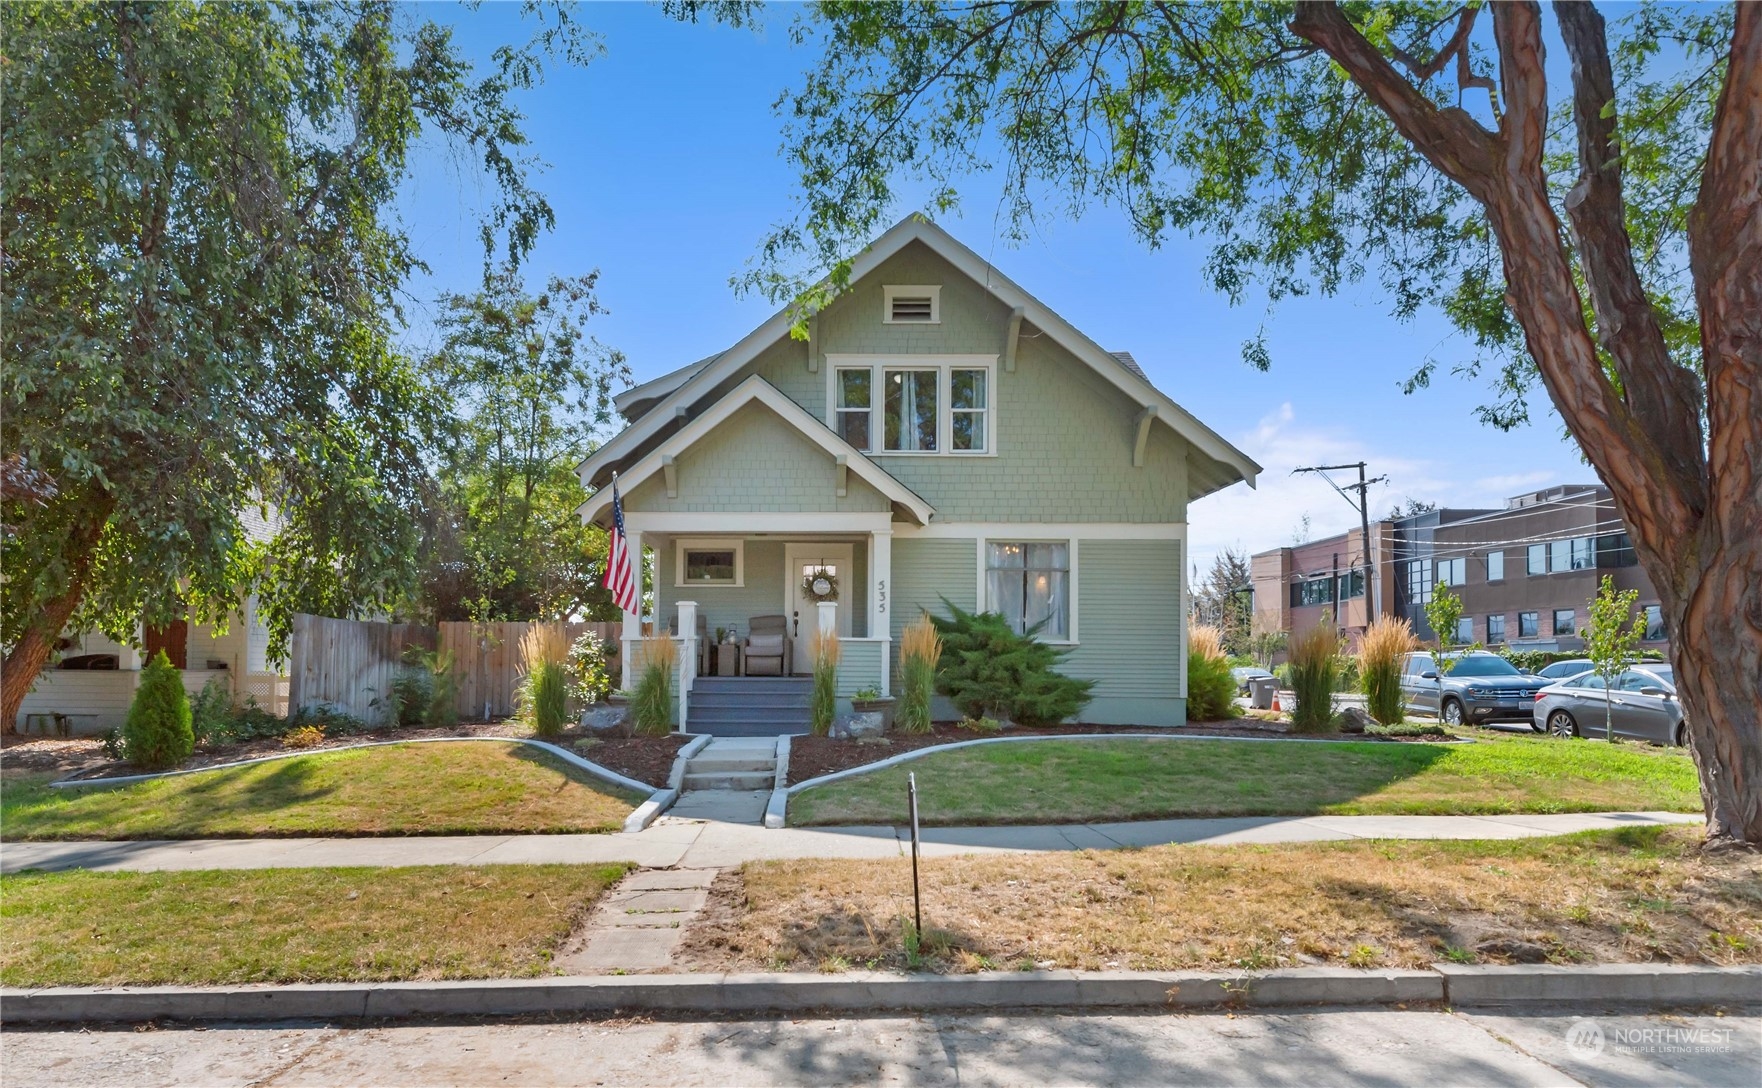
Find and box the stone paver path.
[1,811,1701,874]
[553,867,719,973]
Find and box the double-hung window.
[1528,543,1547,575]
[1486,551,1505,581]
[835,368,872,451]
[1455,617,1474,643]
[951,369,988,451]
[1519,611,1540,637]
[1553,608,1577,636]
[1487,614,1506,643]
[986,542,1069,640]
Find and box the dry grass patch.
[1,741,645,840]
[677,827,1762,974]
[0,863,630,987]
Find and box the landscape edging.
[4,964,1756,1024]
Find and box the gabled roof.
[580,376,936,527]
[581,216,1261,495]
[613,352,720,421]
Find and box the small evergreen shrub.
[631,637,676,737]
[930,601,1093,726]
[1359,617,1416,726]
[189,677,235,748]
[809,628,841,736]
[897,615,942,735]
[517,624,570,738]
[122,650,194,770]
[1186,624,1239,723]
[1287,623,1341,733]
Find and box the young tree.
[693,2,1762,845]
[416,271,631,622]
[1585,574,1647,742]
[2,2,596,728]
[1191,548,1253,657]
[1423,583,1476,715]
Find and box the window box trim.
[674,538,745,587]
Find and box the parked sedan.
[1532,665,1686,746]
[1230,666,1275,695]
[1535,658,1594,681]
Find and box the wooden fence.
[287,614,620,723]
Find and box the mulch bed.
[5,722,689,789]
[785,719,1449,785]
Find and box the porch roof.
[579,376,936,528]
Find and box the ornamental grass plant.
[1359,617,1418,725]
[631,636,676,737]
[516,624,571,738]
[1287,622,1342,733]
[808,628,842,736]
[897,615,942,734]
[1186,624,1239,722]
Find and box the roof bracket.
[807,312,820,373]
[662,454,678,499]
[1003,307,1025,372]
[1132,406,1158,468]
[834,454,848,498]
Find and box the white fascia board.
[898,521,1187,540]
[610,352,720,417]
[580,376,935,527]
[579,216,1261,491]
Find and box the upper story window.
[1528,543,1547,575]
[827,355,995,455]
[883,285,941,324]
[1437,557,1466,586]
[1486,550,1505,581]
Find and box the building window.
[1553,608,1577,636]
[1487,614,1506,643]
[1519,611,1540,638]
[883,285,941,324]
[1644,604,1665,641]
[1405,559,1434,606]
[1292,577,1334,608]
[1455,617,1474,643]
[675,539,744,587]
[950,369,988,452]
[1486,551,1505,582]
[1528,543,1547,576]
[986,542,1069,640]
[1337,569,1365,600]
[1437,557,1466,586]
[835,368,872,451]
[1596,532,1637,568]
[883,369,939,452]
[1571,537,1594,570]
[1552,537,1593,572]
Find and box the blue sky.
[400,1,1594,576]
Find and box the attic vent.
[883,284,941,324]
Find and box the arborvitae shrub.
[122,650,194,769]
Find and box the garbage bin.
[1249,676,1277,710]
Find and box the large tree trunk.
[0,498,111,733]
[1291,1,1762,845]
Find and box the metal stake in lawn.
[908,771,922,935]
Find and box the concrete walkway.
[0,810,1699,874]
[666,736,778,825]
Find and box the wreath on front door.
[800,567,840,603]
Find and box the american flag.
[604,477,640,615]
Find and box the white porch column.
[675,599,697,733]
[620,526,642,690]
[870,529,892,696]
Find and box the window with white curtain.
[986,542,1070,640]
[883,368,939,452]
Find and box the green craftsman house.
[578,218,1259,734]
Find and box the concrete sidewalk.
[0,810,1700,873]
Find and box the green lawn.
[0,863,630,986]
[1,741,647,840]
[788,734,1702,826]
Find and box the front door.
[784,543,854,673]
[143,620,188,669]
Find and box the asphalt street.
[3,1006,1756,1087]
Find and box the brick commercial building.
[1251,484,1670,657]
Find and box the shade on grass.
[0,863,630,986]
[787,734,1702,826]
[2,741,646,840]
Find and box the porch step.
[685,756,776,774]
[691,677,812,693]
[681,771,775,791]
[689,692,813,709]
[686,676,815,737]
[688,720,810,738]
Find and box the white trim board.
[825,354,998,458]
[621,512,896,535]
[579,217,1260,495]
[897,521,1187,540]
[579,376,935,527]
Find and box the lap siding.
[1068,538,1184,700]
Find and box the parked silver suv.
[1399,651,1554,727]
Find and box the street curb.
[5,964,1754,1024]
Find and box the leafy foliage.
[929,600,1092,727]
[1186,625,1239,724]
[122,651,193,770]
[189,678,236,749]
[566,630,615,707]
[897,615,942,735]
[1287,623,1341,734]
[1,1,595,718]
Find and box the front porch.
[617,517,898,735]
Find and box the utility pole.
[1292,462,1389,629]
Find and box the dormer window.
[883,285,941,324]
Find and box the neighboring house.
[578,217,1260,732]
[13,508,290,735]
[1249,483,1670,659]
